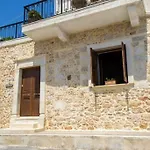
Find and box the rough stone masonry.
[0,17,150,131]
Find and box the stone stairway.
[7,117,44,133]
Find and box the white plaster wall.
[143,0,150,14]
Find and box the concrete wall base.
[0,130,150,150]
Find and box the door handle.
[34,93,40,96]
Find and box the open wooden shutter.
[90,48,98,85]
[121,42,128,83]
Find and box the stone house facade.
[0,0,150,149]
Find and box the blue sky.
[0,0,39,26]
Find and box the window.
[90,42,128,86]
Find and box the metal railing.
[56,0,72,14]
[24,0,55,23]
[23,0,109,23]
[0,0,110,42]
[0,21,24,42]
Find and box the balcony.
[0,0,146,42]
[22,0,145,42]
[0,21,24,42]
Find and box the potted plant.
[105,78,116,85]
[72,0,87,9]
[90,0,99,2]
[28,10,42,23]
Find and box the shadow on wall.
[32,18,148,108]
[34,37,82,87]
[32,22,148,88]
[31,18,150,130]
[132,33,147,82]
[34,18,148,87]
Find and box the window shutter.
[90,48,98,85]
[121,42,128,83]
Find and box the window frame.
[91,44,128,86]
[87,38,134,88]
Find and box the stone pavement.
[0,146,39,150]
[0,146,55,150]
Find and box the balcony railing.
[0,0,110,42]
[24,0,55,23]
[24,0,109,23]
[0,21,24,42]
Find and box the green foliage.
[0,37,13,42]
[91,0,98,2]
[28,10,42,23]
[105,78,115,81]
[72,0,87,9]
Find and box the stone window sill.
[90,83,134,93]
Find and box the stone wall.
[0,42,35,128]
[0,17,150,130]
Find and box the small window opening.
[98,49,124,85]
[90,43,128,86]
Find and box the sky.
[0,0,39,26]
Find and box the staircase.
[1,117,44,134]
[10,117,39,129]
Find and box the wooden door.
[20,67,40,116]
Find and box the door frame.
[10,55,46,129]
[20,66,40,117]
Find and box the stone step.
[10,122,38,129]
[15,117,39,124]
[0,128,44,134]
[15,117,39,121]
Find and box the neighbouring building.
[0,0,150,149]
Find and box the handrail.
[24,0,54,23]
[0,0,112,41]
[24,0,47,8]
[0,21,24,41]
[0,21,24,29]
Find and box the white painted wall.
[143,0,150,14]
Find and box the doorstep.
[10,116,44,131]
[0,128,44,134]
